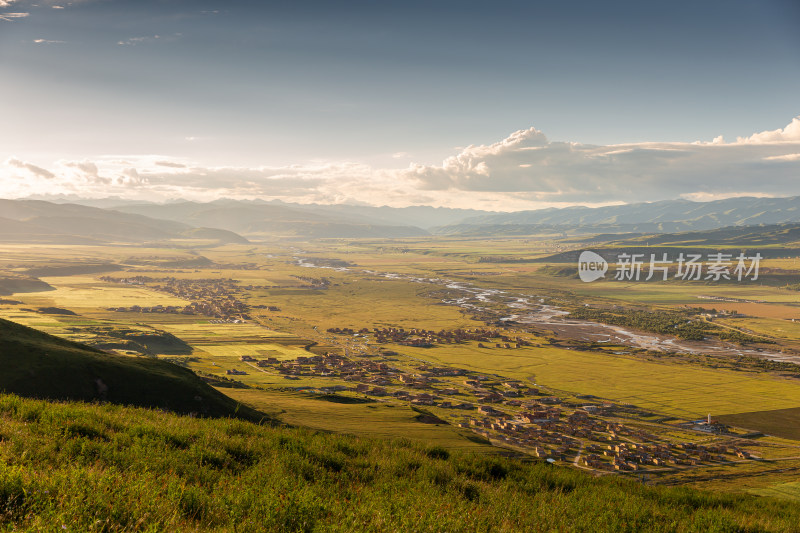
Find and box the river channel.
[294,257,798,365]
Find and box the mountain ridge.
[8,195,800,239]
[445,196,800,231]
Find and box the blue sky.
[1,0,799,209]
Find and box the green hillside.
[1,393,799,532]
[0,318,261,420]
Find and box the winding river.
[293,257,798,365]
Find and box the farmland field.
[30,282,189,310]
[389,342,800,419]
[717,407,800,441]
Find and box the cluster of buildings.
[226,348,754,474]
[290,275,332,289]
[105,304,182,314]
[325,326,533,349]
[581,441,748,471]
[463,401,750,471]
[101,275,254,320]
[463,402,594,458]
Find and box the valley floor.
[3,236,800,501]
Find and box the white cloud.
[33,38,66,44]
[737,116,800,143]
[0,1,18,7]
[6,157,55,179]
[117,33,181,46]
[679,191,776,202]
[2,116,800,209]
[402,116,800,203]
[763,153,800,162]
[59,159,112,185]
[118,35,160,46]
[155,160,187,168]
[1,158,58,198]
[0,12,28,21]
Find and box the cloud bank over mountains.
[404,116,800,204]
[3,116,800,210]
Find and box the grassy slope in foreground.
[0,318,261,420]
[1,394,800,532]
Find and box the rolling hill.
[110,200,431,238]
[0,199,248,244]
[0,317,262,420]
[3,390,800,531]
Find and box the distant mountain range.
[36,195,489,230]
[434,196,800,235]
[5,195,800,241]
[107,195,800,236]
[613,222,800,247]
[107,200,432,238]
[0,199,248,245]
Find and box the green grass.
[261,278,481,331]
[2,393,800,532]
[750,482,800,502]
[226,389,497,453]
[716,317,800,339]
[0,317,261,420]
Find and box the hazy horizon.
[10,190,800,215]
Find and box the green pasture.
[572,282,800,306]
[225,388,497,453]
[389,341,800,420]
[717,406,800,441]
[751,482,800,502]
[262,277,482,331]
[153,321,294,341]
[196,343,308,359]
[716,317,800,340]
[0,308,65,331]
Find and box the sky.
[1,0,799,210]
